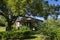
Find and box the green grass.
[24,34,47,40]
[0,27,6,32]
[30,34,46,40]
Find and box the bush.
[39,19,60,40]
[3,31,24,40]
[0,26,32,40]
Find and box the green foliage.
[0,16,6,23]
[5,0,28,16]
[15,26,31,32]
[0,16,6,26]
[39,19,60,40]
[0,26,32,40]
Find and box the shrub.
[0,26,32,40]
[39,19,60,40]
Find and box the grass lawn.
[0,27,6,32]
[24,34,47,40]
[30,34,46,40]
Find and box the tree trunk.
[44,16,48,20]
[55,14,58,20]
[6,21,12,31]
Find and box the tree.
[0,0,27,31]
[29,0,50,20]
[30,0,43,16]
[0,0,14,31]
[49,4,60,20]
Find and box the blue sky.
[48,0,60,6]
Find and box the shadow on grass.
[23,35,37,39]
[6,35,37,40]
[21,31,38,40]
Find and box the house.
[15,15,44,30]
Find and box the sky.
[48,0,60,6]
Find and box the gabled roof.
[29,16,44,21]
[24,13,44,21]
[17,15,44,22]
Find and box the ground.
[30,34,46,40]
[0,27,6,32]
[24,34,47,40]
